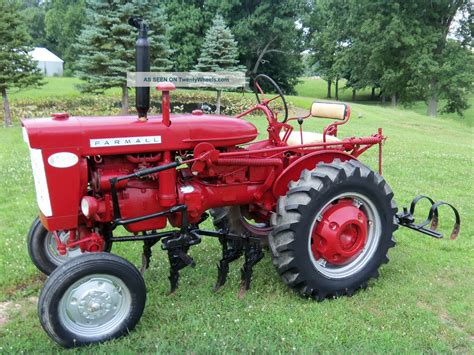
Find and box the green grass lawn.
[0,78,473,352]
[7,77,122,101]
[295,77,474,126]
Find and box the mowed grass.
[7,77,121,101]
[295,77,474,126]
[0,79,473,353]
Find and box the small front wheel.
[38,253,146,348]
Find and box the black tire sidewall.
[27,217,57,275]
[289,175,394,293]
[39,253,146,347]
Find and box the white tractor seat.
[281,131,341,146]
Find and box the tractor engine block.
[88,154,167,233]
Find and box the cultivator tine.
[396,195,461,239]
[140,238,160,275]
[162,233,201,294]
[213,236,243,292]
[239,237,264,298]
[167,248,195,294]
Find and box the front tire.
[269,159,397,300]
[38,253,146,348]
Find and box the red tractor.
[22,18,460,347]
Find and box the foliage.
[20,0,48,47]
[405,0,472,116]
[437,40,474,115]
[205,0,305,93]
[163,0,207,71]
[0,0,43,91]
[75,0,172,111]
[306,0,473,115]
[306,0,349,95]
[2,89,267,123]
[195,14,244,72]
[44,0,86,72]
[0,0,43,126]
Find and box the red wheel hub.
[311,199,368,265]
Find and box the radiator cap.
[156,82,176,91]
[52,112,70,120]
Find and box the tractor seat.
[281,131,341,146]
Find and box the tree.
[307,0,350,99]
[76,0,172,114]
[307,0,473,115]
[0,0,43,127]
[21,0,49,48]
[44,0,86,73]
[195,14,244,72]
[408,0,472,116]
[195,14,244,113]
[205,0,305,93]
[164,0,207,71]
[435,40,474,116]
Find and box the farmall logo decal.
[90,135,162,148]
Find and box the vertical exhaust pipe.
[129,17,150,120]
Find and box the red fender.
[272,150,356,197]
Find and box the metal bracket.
[396,195,460,240]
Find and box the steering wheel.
[253,74,288,123]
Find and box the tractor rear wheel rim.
[308,192,381,279]
[45,231,83,265]
[239,206,272,236]
[58,274,131,337]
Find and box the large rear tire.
[27,217,112,275]
[269,159,397,300]
[38,253,146,348]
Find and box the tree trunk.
[327,80,332,98]
[391,94,397,106]
[121,83,129,115]
[427,80,438,117]
[381,93,386,104]
[2,88,12,127]
[335,77,339,100]
[216,90,221,115]
[352,89,356,101]
[371,87,376,100]
[427,96,438,117]
[252,36,277,75]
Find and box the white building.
[29,47,64,77]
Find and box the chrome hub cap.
[59,275,131,336]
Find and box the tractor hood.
[22,113,258,155]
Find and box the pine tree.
[0,0,43,127]
[195,14,243,114]
[75,0,172,114]
[195,14,244,72]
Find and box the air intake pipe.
[129,17,150,120]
